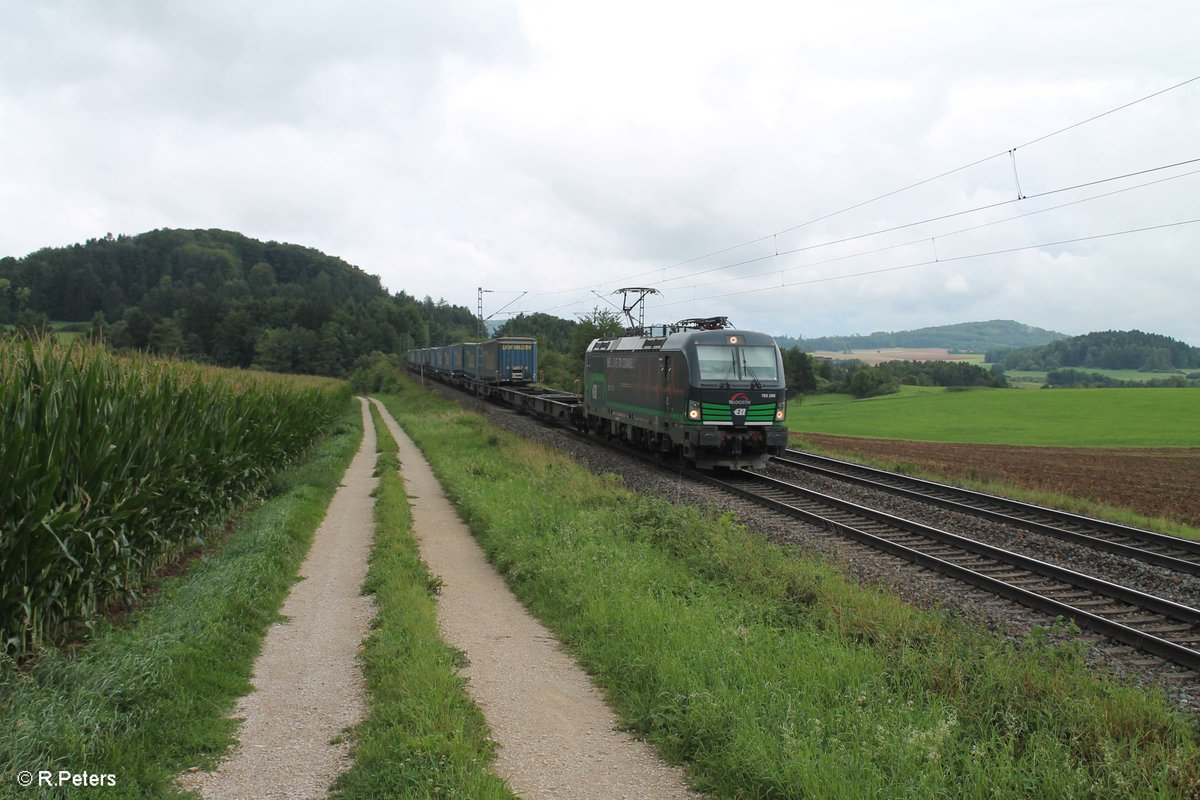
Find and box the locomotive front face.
[682,332,786,426]
[583,329,788,469]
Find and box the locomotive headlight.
[687,400,701,420]
[775,402,786,421]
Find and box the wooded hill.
[0,229,479,376]
[775,320,1065,353]
[989,330,1200,372]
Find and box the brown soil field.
[800,434,1200,529]
[807,348,982,365]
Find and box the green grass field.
[790,386,1200,447]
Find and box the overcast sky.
[2,1,1198,344]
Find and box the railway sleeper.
[1006,576,1061,588]
[1104,613,1173,626]
[1040,590,1094,602]
[1140,623,1200,635]
[971,568,1031,580]
[1068,598,1125,609]
[953,556,1000,567]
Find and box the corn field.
[0,335,349,658]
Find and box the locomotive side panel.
[586,350,673,425]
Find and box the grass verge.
[0,397,363,799]
[330,401,515,799]
[378,378,1200,799]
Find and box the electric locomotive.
[584,317,788,469]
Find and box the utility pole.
[477,288,526,340]
[477,287,492,339]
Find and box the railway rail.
[695,469,1200,672]
[773,449,1200,575]
[414,372,1200,672]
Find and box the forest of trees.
[1045,368,1200,388]
[776,320,1064,354]
[797,356,1006,399]
[988,330,1200,372]
[14,229,1166,397]
[0,229,480,376]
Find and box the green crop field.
[0,336,348,658]
[789,386,1200,447]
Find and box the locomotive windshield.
[695,345,779,382]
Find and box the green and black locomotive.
[584,318,788,469]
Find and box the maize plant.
[0,335,348,658]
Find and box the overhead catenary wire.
[650,217,1200,308]
[516,156,1200,317]
[648,156,1200,289]
[651,160,1200,291]
[521,73,1200,303]
[1014,74,1200,150]
[654,165,1200,295]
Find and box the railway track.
[417,375,1200,673]
[690,468,1200,672]
[774,449,1200,575]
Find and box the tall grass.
[0,335,348,657]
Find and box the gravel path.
[372,398,704,800]
[180,397,377,800]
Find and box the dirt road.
[183,396,701,798]
[181,397,377,799]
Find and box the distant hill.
[774,320,1065,353]
[0,228,479,375]
[992,330,1200,372]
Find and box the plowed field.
[806,348,981,365]
[800,434,1200,529]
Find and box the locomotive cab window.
[696,345,737,381]
[738,346,779,381]
[695,345,779,382]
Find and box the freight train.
[406,318,787,469]
[408,337,538,385]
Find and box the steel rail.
[775,449,1200,574]
[693,469,1200,671]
